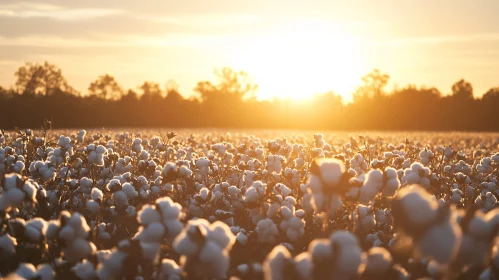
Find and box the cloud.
[382,33,499,46]
[0,2,122,20]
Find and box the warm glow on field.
[231,20,365,101]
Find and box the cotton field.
[2,127,499,279]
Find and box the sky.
[0,0,499,101]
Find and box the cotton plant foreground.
[2,128,499,280]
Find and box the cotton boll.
[256,218,280,245]
[91,188,103,201]
[0,234,17,258]
[45,220,60,240]
[36,263,54,280]
[359,169,384,204]
[86,200,100,213]
[138,205,161,226]
[207,221,235,249]
[353,205,375,233]
[112,190,128,207]
[417,214,462,265]
[392,185,439,231]
[330,230,364,279]
[13,263,37,279]
[72,260,96,280]
[158,259,183,280]
[25,218,47,242]
[197,240,229,278]
[263,245,292,280]
[363,247,393,275]
[383,167,401,197]
[63,239,96,263]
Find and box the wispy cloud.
[0,1,122,21]
[135,13,265,28]
[382,33,499,46]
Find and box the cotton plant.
[401,162,432,188]
[0,173,37,211]
[452,208,499,274]
[279,206,305,242]
[172,218,235,279]
[305,158,347,217]
[45,211,96,263]
[266,155,284,174]
[391,184,462,264]
[361,247,409,279]
[264,230,364,280]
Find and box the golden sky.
[1,0,499,101]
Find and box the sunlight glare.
[230,20,365,102]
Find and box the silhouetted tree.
[14,62,75,96]
[451,79,474,100]
[88,74,124,100]
[4,61,499,131]
[195,67,257,103]
[482,87,499,102]
[353,69,390,101]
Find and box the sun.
[230,20,365,102]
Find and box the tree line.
[1,62,498,131]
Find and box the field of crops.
[1,128,499,279]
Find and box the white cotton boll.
[164,220,183,243]
[138,205,161,225]
[14,263,37,279]
[91,188,103,201]
[256,218,279,244]
[86,200,100,213]
[295,158,305,169]
[159,259,183,280]
[197,241,230,279]
[274,183,291,197]
[87,151,97,164]
[364,247,393,275]
[267,202,281,218]
[317,158,345,186]
[45,220,60,239]
[63,239,96,263]
[0,234,17,256]
[294,252,312,279]
[178,165,192,177]
[207,221,235,249]
[80,177,93,188]
[162,183,174,192]
[112,191,128,207]
[173,230,203,257]
[417,215,461,264]
[330,230,364,279]
[6,188,26,206]
[96,250,128,279]
[140,241,160,262]
[236,232,248,245]
[280,206,293,220]
[73,260,96,280]
[13,161,24,173]
[121,183,138,199]
[383,167,400,197]
[199,187,209,201]
[309,238,332,261]
[136,222,165,243]
[359,169,384,204]
[36,263,54,280]
[25,218,47,242]
[393,185,438,228]
[450,189,463,204]
[354,205,375,232]
[263,245,291,280]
